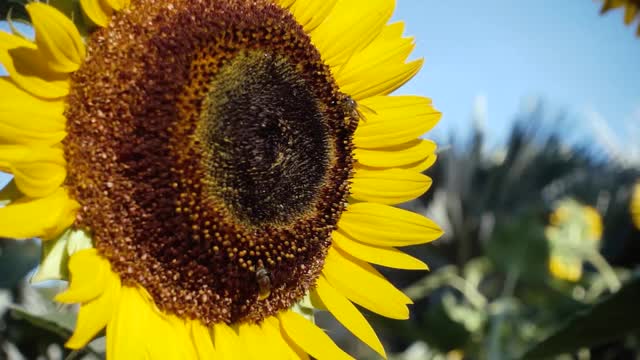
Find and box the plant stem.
[587,251,621,293]
[487,269,520,360]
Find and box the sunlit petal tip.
[314,276,387,358]
[190,322,216,359]
[323,247,412,319]
[26,2,86,73]
[279,310,354,360]
[80,0,113,27]
[54,248,107,304]
[106,0,131,11]
[351,168,432,205]
[338,202,443,247]
[0,32,70,98]
[311,0,395,69]
[333,231,430,270]
[0,188,78,240]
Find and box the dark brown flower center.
[196,51,331,226]
[63,0,356,324]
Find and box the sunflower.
[0,0,442,358]
[598,0,640,36]
[632,182,640,229]
[546,199,603,282]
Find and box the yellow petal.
[271,317,311,360]
[262,317,296,360]
[338,202,442,247]
[335,22,424,100]
[353,95,440,149]
[0,77,66,146]
[624,4,638,24]
[277,0,296,8]
[0,188,78,240]
[335,22,413,87]
[147,315,198,360]
[549,256,582,282]
[346,59,422,101]
[191,322,216,359]
[239,323,280,360]
[56,249,109,304]
[279,310,353,360]
[310,0,394,69]
[355,154,439,174]
[105,0,130,11]
[65,266,121,349]
[0,31,69,99]
[351,168,432,205]
[106,287,149,360]
[0,145,66,198]
[26,3,86,73]
[355,139,436,169]
[80,0,113,27]
[314,276,386,358]
[106,287,198,360]
[288,0,339,32]
[399,153,438,173]
[323,247,411,319]
[332,231,428,270]
[214,323,248,360]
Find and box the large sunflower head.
[0,0,442,358]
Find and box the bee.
[256,267,271,301]
[341,95,376,129]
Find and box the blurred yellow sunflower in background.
[599,0,640,36]
[632,182,640,229]
[0,0,442,358]
[546,199,603,282]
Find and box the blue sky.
[391,0,640,145]
[1,1,639,146]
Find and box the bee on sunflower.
[0,0,442,358]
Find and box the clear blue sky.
[1,0,639,145]
[391,0,640,145]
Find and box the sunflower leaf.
[31,230,72,283]
[31,228,93,283]
[9,305,75,338]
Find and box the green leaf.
[31,228,93,283]
[9,305,75,338]
[523,275,640,358]
[486,214,550,282]
[422,292,472,352]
